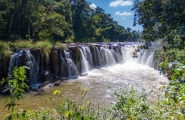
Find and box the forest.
[0,0,139,42]
[0,0,185,119]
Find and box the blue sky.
[87,0,143,32]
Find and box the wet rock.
[53,80,61,86]
[38,81,50,89]
[29,89,45,96]
[40,70,53,83]
[50,48,58,80]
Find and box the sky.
[86,0,143,32]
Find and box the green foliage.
[0,0,139,42]
[3,66,29,112]
[51,88,103,120]
[13,40,34,49]
[133,0,185,49]
[54,42,67,50]
[34,41,52,59]
[108,87,153,120]
[0,41,12,59]
[107,85,185,120]
[0,66,56,120]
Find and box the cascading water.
[146,52,154,67]
[8,49,38,86]
[79,48,89,75]
[93,46,102,67]
[64,50,79,79]
[8,53,18,75]
[58,49,68,78]
[135,42,162,69]
[100,47,116,66]
[24,49,38,86]
[140,49,150,64]
[7,43,162,87]
[1,43,169,116]
[81,47,93,69]
[100,47,108,66]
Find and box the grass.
[54,41,67,50]
[0,41,12,59]
[34,41,53,59]
[13,40,34,49]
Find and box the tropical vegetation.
[0,0,185,119]
[0,0,139,42]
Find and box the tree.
[132,0,185,49]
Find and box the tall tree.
[132,0,185,49]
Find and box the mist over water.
[0,44,169,116]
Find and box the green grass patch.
[34,41,52,59]
[54,41,67,50]
[13,40,34,49]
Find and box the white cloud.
[90,3,97,9]
[115,11,132,16]
[110,0,132,7]
[122,17,126,20]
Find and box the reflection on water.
[0,61,169,117]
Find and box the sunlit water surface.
[0,61,169,117]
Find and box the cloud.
[90,3,97,9]
[115,11,132,16]
[110,0,132,7]
[122,17,126,20]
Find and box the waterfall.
[79,48,89,75]
[93,46,102,67]
[5,42,162,89]
[115,46,122,63]
[8,53,18,75]
[25,49,38,86]
[64,50,79,79]
[140,49,149,64]
[146,52,154,67]
[58,50,68,78]
[8,49,38,86]
[81,47,93,69]
[100,47,108,66]
[120,45,134,62]
[104,48,116,66]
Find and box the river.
[0,45,169,117]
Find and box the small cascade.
[115,46,123,63]
[120,46,125,62]
[121,45,135,62]
[136,49,143,63]
[110,49,119,63]
[79,49,89,75]
[93,46,102,67]
[58,50,68,78]
[8,49,38,86]
[140,49,149,64]
[146,52,154,67]
[64,50,79,79]
[8,53,18,75]
[104,48,116,66]
[100,47,108,66]
[81,47,93,69]
[24,49,38,86]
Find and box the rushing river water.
[0,45,169,117]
